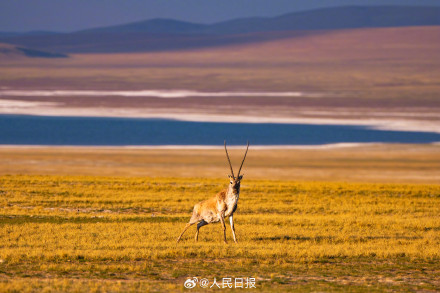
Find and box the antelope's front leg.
[229,214,237,243]
[220,213,227,244]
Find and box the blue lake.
[0,114,439,146]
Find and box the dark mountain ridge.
[75,5,440,35]
[0,5,439,53]
[77,18,206,34]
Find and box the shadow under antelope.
[177,141,249,244]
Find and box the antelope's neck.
[225,185,239,216]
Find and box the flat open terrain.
[1,27,440,131]
[1,174,439,292]
[0,144,439,183]
[0,145,440,291]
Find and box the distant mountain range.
[77,19,206,34]
[77,5,440,35]
[1,5,439,54]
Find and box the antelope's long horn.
[237,141,249,177]
[224,140,235,178]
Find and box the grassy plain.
[0,145,439,292]
[1,175,439,292]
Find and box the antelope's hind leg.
[176,216,198,243]
[194,220,208,242]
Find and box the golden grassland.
[0,174,439,292]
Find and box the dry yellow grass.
[0,174,439,292]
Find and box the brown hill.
[1,26,439,107]
[0,26,439,131]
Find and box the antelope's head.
[224,140,249,193]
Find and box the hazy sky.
[1,0,440,32]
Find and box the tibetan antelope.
[176,141,249,244]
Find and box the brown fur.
[191,190,228,224]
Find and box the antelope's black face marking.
[228,174,243,192]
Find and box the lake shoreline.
[1,114,440,146]
[0,142,398,149]
[0,108,439,134]
[2,114,440,146]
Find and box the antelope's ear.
[228,174,232,178]
[238,175,243,180]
